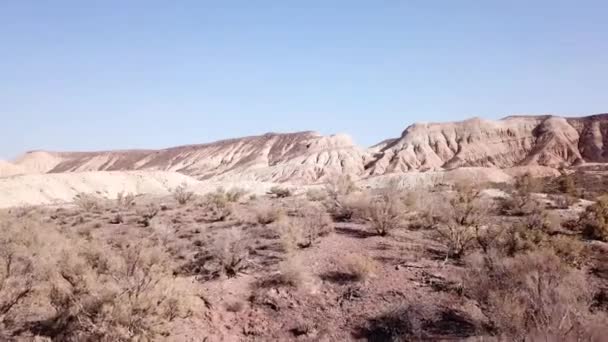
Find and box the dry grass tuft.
[342,253,377,282]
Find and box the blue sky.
[1,1,607,159]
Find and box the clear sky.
[1,1,607,159]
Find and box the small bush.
[73,193,102,212]
[277,258,309,288]
[0,215,198,341]
[116,191,136,208]
[434,183,489,259]
[279,204,333,249]
[325,174,358,198]
[208,229,250,278]
[254,203,284,225]
[172,182,194,205]
[464,249,603,340]
[226,187,248,202]
[198,192,232,222]
[325,192,366,222]
[267,186,292,198]
[359,194,405,236]
[580,195,608,241]
[342,254,377,282]
[305,188,328,202]
[136,204,159,227]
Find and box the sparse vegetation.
[342,253,377,282]
[434,183,489,259]
[267,186,292,198]
[172,182,195,205]
[254,202,284,225]
[279,204,333,249]
[198,191,233,222]
[116,191,136,208]
[359,193,405,236]
[465,249,603,340]
[2,168,607,341]
[73,192,102,212]
[580,195,608,241]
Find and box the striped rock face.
[8,113,608,184]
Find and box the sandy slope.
[0,160,27,177]
[0,171,282,208]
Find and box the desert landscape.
[3,114,608,341]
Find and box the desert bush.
[434,183,490,259]
[267,186,292,198]
[225,187,248,202]
[342,254,377,282]
[172,182,194,205]
[549,193,578,209]
[206,229,250,278]
[115,191,136,208]
[325,192,367,222]
[0,216,197,341]
[580,195,608,241]
[325,174,358,198]
[136,204,159,227]
[305,188,328,202]
[277,258,309,288]
[198,191,232,222]
[254,203,285,225]
[0,217,45,334]
[279,204,333,249]
[73,193,102,212]
[557,170,578,197]
[549,235,585,267]
[464,249,604,340]
[46,241,192,341]
[359,193,405,236]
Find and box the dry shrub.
[198,191,232,222]
[342,254,377,282]
[305,188,328,202]
[277,258,309,288]
[135,204,159,227]
[172,182,194,205]
[279,204,333,250]
[0,216,46,334]
[549,193,578,209]
[557,169,578,197]
[434,183,490,259]
[325,192,367,222]
[254,203,285,225]
[580,195,608,241]
[225,187,248,202]
[115,191,135,208]
[0,215,198,341]
[267,186,292,198]
[358,193,405,236]
[73,193,102,212]
[465,249,606,340]
[206,229,250,278]
[325,174,358,198]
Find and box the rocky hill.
[12,132,368,184]
[8,113,608,184]
[365,114,608,174]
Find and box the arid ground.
[3,167,608,341]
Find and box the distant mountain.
[10,113,608,183]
